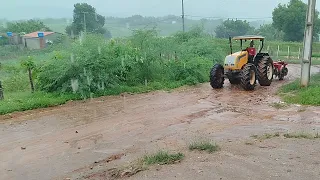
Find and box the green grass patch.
[189,139,220,153]
[279,73,320,105]
[0,91,80,115]
[284,132,320,139]
[0,81,188,115]
[143,151,184,165]
[250,132,281,140]
[270,102,289,109]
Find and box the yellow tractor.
[210,35,274,91]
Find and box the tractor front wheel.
[257,57,274,86]
[210,64,224,89]
[240,63,256,91]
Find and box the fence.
[262,44,320,61]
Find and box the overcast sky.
[0,0,319,20]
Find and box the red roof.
[23,31,55,38]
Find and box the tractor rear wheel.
[257,56,274,86]
[240,63,256,91]
[210,64,224,89]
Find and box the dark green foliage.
[6,19,51,34]
[272,0,320,42]
[66,3,111,38]
[215,19,254,38]
[37,28,223,99]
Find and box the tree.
[21,56,36,93]
[66,3,112,38]
[215,19,254,38]
[6,19,51,34]
[272,0,320,42]
[255,24,284,41]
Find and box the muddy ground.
[0,64,320,180]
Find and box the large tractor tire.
[257,56,274,86]
[240,63,257,91]
[210,64,224,89]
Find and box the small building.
[23,31,61,50]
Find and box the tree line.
[215,0,320,42]
[1,0,319,42]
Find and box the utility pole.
[301,0,317,87]
[182,0,185,32]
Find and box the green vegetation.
[284,132,320,139]
[0,27,225,115]
[189,139,220,153]
[109,150,184,179]
[279,73,320,105]
[272,0,320,42]
[250,132,281,140]
[249,132,320,142]
[143,151,184,165]
[5,19,51,34]
[270,102,289,109]
[215,19,254,38]
[66,3,111,38]
[1,1,320,116]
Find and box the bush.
[36,29,224,99]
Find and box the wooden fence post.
[277,45,280,59]
[287,46,290,59]
[298,47,301,59]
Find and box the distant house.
[22,31,61,50]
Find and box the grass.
[270,102,289,109]
[108,150,184,179]
[279,73,320,105]
[250,132,281,141]
[143,151,184,165]
[249,132,320,144]
[0,81,186,115]
[189,139,220,153]
[284,132,320,139]
[0,91,81,115]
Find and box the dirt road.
[1,64,320,180]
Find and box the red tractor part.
[273,60,288,80]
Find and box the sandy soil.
[0,64,319,180]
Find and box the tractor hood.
[224,51,247,68]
